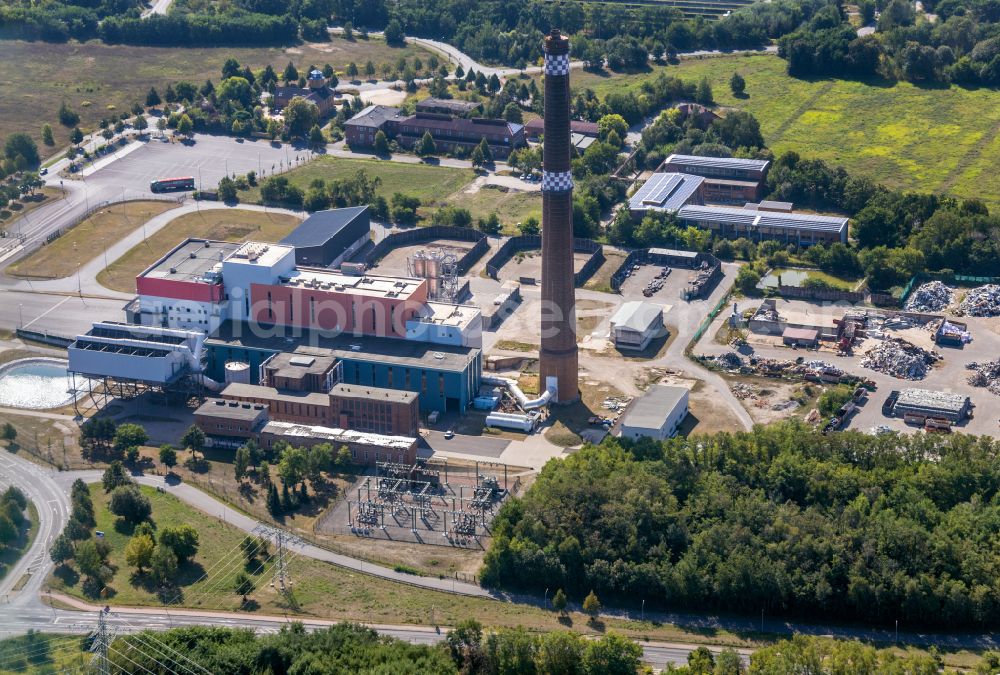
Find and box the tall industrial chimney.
[539,29,579,402]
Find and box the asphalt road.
[0,291,127,338]
[422,430,510,458]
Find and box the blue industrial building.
[205,322,482,413]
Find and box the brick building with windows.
[345,106,525,158]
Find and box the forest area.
[482,422,1000,630]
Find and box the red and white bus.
[150,176,195,193]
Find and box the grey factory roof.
[279,206,369,248]
[665,154,771,172]
[895,388,970,414]
[195,398,269,422]
[621,385,688,429]
[222,382,330,407]
[678,205,759,226]
[139,239,241,283]
[678,205,849,234]
[610,301,663,333]
[331,382,418,404]
[209,323,479,372]
[629,173,704,212]
[264,350,339,378]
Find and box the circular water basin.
[0,358,78,409]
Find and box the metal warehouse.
[892,388,971,422]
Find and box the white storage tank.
[224,361,251,385]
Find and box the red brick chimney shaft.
[540,29,579,403]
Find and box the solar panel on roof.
[643,174,682,206]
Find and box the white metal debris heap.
[958,284,1000,317]
[904,281,953,312]
[860,338,936,380]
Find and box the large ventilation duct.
[483,375,558,411]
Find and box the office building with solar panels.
[628,165,848,246]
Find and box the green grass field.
[47,484,264,610]
[243,156,475,207]
[443,185,542,233]
[0,37,435,160]
[572,54,1000,205]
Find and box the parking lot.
[83,134,315,196]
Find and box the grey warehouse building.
[279,206,372,268]
[892,388,971,422]
[618,384,689,441]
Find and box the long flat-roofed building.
[892,388,971,422]
[628,173,705,218]
[678,204,848,245]
[259,421,418,465]
[220,379,420,436]
[661,154,770,203]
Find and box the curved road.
[4,451,999,657]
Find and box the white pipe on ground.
[483,375,558,410]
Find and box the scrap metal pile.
[716,352,744,370]
[904,281,954,312]
[958,285,1000,317]
[966,359,1000,395]
[860,338,938,379]
[642,267,671,297]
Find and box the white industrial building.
[610,301,665,351]
[618,384,689,441]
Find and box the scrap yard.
[700,291,1000,436]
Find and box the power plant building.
[279,206,372,268]
[205,328,482,414]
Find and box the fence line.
[362,225,488,276]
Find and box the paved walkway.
[2,202,304,297]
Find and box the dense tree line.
[482,422,1000,629]
[778,0,1000,87]
[333,0,830,68]
[106,624,457,674]
[99,621,645,674]
[0,486,28,567]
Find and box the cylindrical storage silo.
[224,361,251,385]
